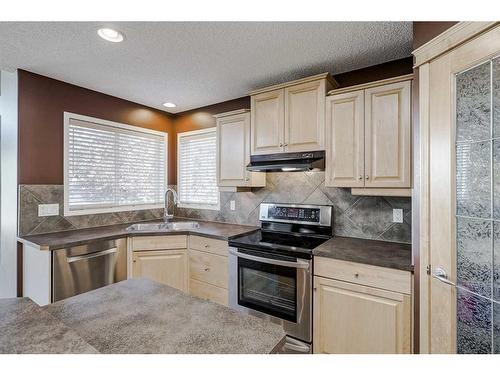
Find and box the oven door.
[228,247,311,343]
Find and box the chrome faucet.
[164,188,178,221]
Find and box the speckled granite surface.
[313,236,413,272]
[44,278,285,354]
[0,298,97,354]
[18,218,258,251]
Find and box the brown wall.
[18,70,176,185]
[413,22,458,50]
[19,57,413,186]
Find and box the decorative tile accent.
[495,302,500,354]
[494,221,500,302]
[456,141,491,218]
[457,288,492,354]
[492,57,500,138]
[456,217,492,298]
[456,61,491,142]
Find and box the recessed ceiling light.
[162,102,177,108]
[97,28,124,43]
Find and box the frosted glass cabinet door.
[455,59,500,354]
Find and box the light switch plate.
[230,200,236,211]
[38,203,59,217]
[392,209,403,223]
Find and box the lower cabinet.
[129,235,229,306]
[132,249,188,293]
[188,236,229,306]
[313,257,412,354]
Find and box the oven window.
[237,254,297,322]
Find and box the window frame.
[63,112,168,217]
[177,127,220,211]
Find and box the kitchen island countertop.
[43,278,285,354]
[1,279,285,354]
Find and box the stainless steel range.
[228,202,333,353]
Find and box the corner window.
[177,128,219,210]
[64,112,167,216]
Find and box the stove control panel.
[260,203,332,227]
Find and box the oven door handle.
[229,248,310,269]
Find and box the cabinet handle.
[284,143,288,147]
[245,177,250,181]
[279,143,283,147]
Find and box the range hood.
[246,151,325,172]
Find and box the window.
[177,128,219,210]
[64,112,167,216]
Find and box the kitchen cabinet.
[132,250,188,293]
[313,256,412,354]
[216,109,265,188]
[325,75,412,193]
[313,276,411,354]
[188,235,229,306]
[130,235,188,293]
[250,73,337,155]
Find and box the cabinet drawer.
[131,235,187,251]
[189,249,228,289]
[314,257,411,295]
[189,278,228,306]
[189,235,228,256]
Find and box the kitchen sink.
[126,221,199,232]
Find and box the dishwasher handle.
[66,248,118,263]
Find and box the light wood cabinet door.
[251,88,284,155]
[325,90,365,187]
[284,80,326,152]
[132,250,188,293]
[364,80,411,188]
[217,111,265,187]
[313,276,411,354]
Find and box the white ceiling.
[0,22,412,113]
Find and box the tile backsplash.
[19,172,411,243]
[18,184,164,236]
[176,171,411,243]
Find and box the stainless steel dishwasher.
[52,239,127,302]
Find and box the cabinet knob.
[204,267,210,272]
[354,273,359,278]
[358,175,362,180]
[284,143,288,147]
[204,244,210,248]
[279,143,283,147]
[365,175,369,180]
[245,177,250,181]
[133,260,136,263]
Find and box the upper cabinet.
[250,73,338,155]
[251,89,284,155]
[216,109,266,188]
[325,75,412,192]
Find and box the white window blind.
[177,129,219,209]
[64,113,166,215]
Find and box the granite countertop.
[42,278,285,354]
[313,236,413,272]
[0,297,97,354]
[18,218,259,251]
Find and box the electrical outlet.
[230,200,236,211]
[38,203,59,217]
[392,209,403,223]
